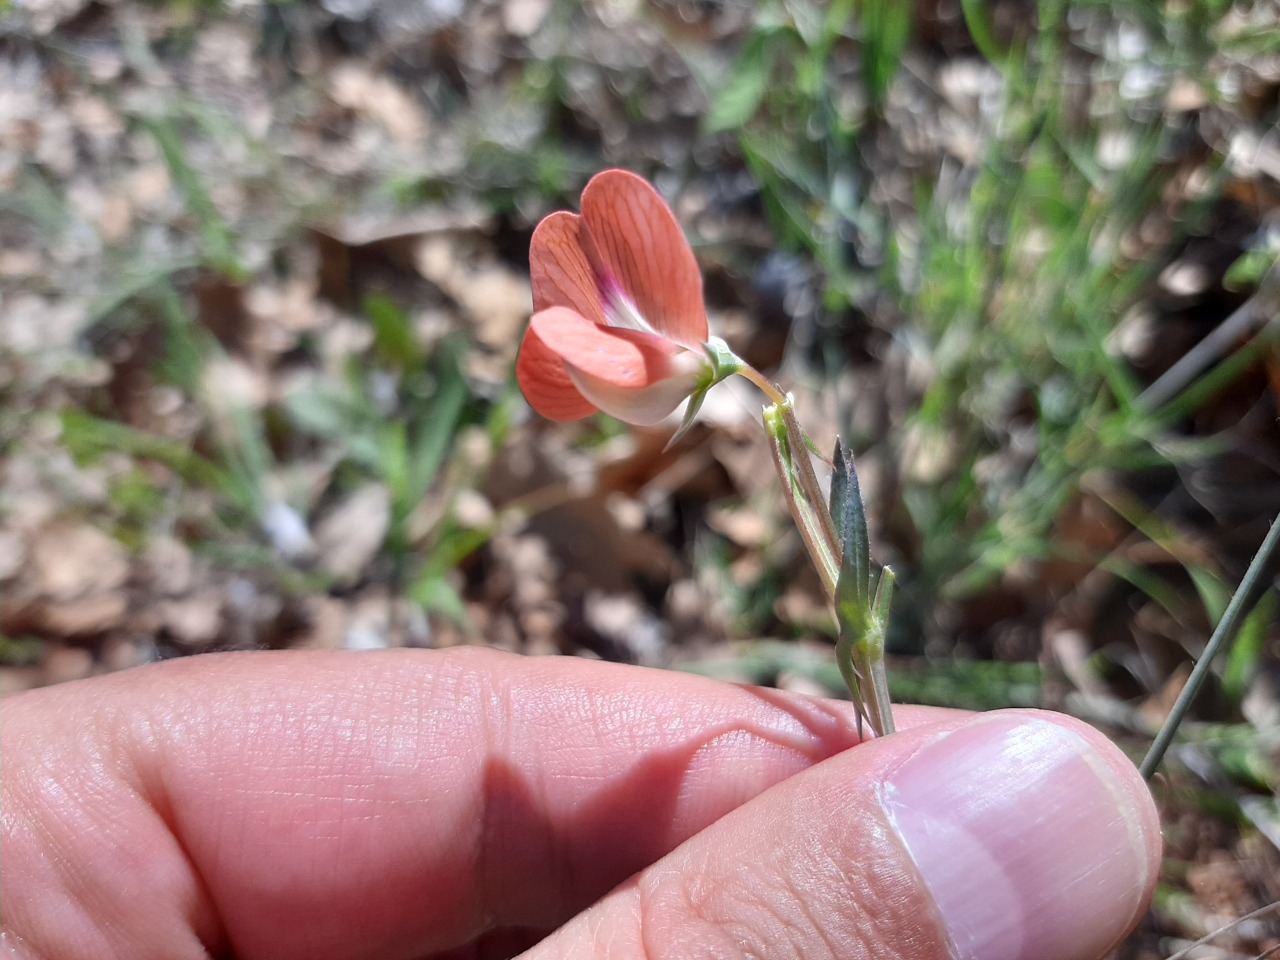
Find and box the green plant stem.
[779,402,842,589]
[869,566,896,734]
[738,366,833,465]
[764,395,896,738]
[738,363,788,405]
[839,629,894,737]
[1139,512,1280,779]
[764,402,840,597]
[1138,263,1279,412]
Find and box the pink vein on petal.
[530,212,606,326]
[581,170,708,351]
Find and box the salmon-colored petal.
[531,307,683,386]
[566,362,703,426]
[581,169,709,351]
[516,311,601,422]
[529,307,707,425]
[529,212,606,325]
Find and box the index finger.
[2,647,962,960]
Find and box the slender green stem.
[764,403,840,598]
[1139,512,1280,779]
[766,394,896,738]
[868,567,896,735]
[835,567,896,738]
[835,630,869,736]
[840,628,892,738]
[778,402,841,590]
[738,363,788,405]
[736,364,835,465]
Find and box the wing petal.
[516,309,601,422]
[529,212,606,325]
[529,306,705,425]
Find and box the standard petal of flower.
[516,311,602,422]
[581,169,709,351]
[530,307,706,425]
[529,212,607,325]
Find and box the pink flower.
[516,170,717,426]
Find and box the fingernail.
[882,714,1159,960]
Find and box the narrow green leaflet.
[830,439,870,609]
[829,439,895,738]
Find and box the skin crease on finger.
[0,647,967,960]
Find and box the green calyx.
[664,337,746,449]
[702,336,744,383]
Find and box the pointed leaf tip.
[833,441,870,611]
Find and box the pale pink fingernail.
[882,713,1160,960]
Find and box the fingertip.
[881,710,1161,960]
[528,709,1160,960]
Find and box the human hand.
[2,647,1159,960]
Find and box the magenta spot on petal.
[597,271,624,309]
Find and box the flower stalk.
[763,398,840,598]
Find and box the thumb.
[527,710,1161,960]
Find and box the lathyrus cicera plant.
[516,169,895,738]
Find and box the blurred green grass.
[708,0,1270,620]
